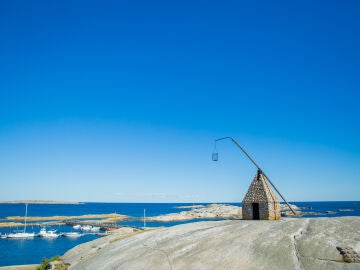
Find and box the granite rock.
[63,217,360,270]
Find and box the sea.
[0,201,359,267]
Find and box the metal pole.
[215,137,296,215]
[143,209,146,229]
[24,203,28,233]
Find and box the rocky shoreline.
[1,203,359,269]
[1,202,351,229]
[62,216,360,269]
[146,203,242,222]
[0,213,128,228]
[145,203,326,222]
[0,202,344,228]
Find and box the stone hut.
[242,170,281,220]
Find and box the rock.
[336,247,360,263]
[63,217,360,270]
[149,203,307,221]
[147,204,242,222]
[47,260,68,270]
[281,210,303,217]
[175,205,205,209]
[279,204,306,216]
[280,203,301,211]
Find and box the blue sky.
[0,0,359,202]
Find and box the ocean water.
[0,201,359,266]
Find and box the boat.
[7,231,35,239]
[81,225,92,231]
[62,232,82,238]
[38,227,59,238]
[7,203,35,239]
[73,224,81,230]
[90,226,100,232]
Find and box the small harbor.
[0,222,143,240]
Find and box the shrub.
[37,258,49,270]
[37,255,67,270]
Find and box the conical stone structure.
[242,170,281,220]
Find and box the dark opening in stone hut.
[242,169,281,220]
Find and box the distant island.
[0,200,82,205]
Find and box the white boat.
[81,225,92,231]
[7,203,35,239]
[73,224,81,230]
[90,226,100,232]
[38,227,59,238]
[62,232,82,238]
[7,231,35,239]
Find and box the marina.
[0,202,359,267]
[0,223,140,240]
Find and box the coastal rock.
[336,247,360,263]
[48,260,69,270]
[280,203,301,211]
[146,204,242,222]
[63,217,360,270]
[281,210,322,217]
[175,205,205,209]
[281,210,303,217]
[279,204,305,217]
[0,222,24,228]
[3,213,127,222]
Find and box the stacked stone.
[242,170,281,220]
[336,247,360,263]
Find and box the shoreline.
[0,213,128,227]
[0,202,350,226]
[0,264,38,270]
[1,215,359,268]
[62,216,360,269]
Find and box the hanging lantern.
[212,152,218,161]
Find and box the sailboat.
[7,203,35,239]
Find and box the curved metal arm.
[214,137,296,215]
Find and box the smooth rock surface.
[146,203,242,222]
[63,217,360,270]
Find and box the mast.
[143,209,146,229]
[214,137,296,215]
[24,203,28,233]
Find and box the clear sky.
[0,0,359,202]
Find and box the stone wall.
[242,203,252,219]
[242,202,281,220]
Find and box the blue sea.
[0,201,359,266]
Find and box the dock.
[1,219,143,232]
[64,220,143,231]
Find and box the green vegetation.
[37,255,67,270]
[37,258,49,270]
